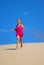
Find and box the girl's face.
[17,19,21,25]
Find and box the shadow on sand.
[4,48,17,50]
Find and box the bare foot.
[16,44,18,48]
[20,44,23,48]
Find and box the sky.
[0,0,44,45]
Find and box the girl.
[11,19,26,48]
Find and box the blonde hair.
[17,18,21,22]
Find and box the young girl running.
[11,19,26,48]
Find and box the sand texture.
[0,43,44,65]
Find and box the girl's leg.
[16,36,19,48]
[20,37,23,48]
[16,38,18,48]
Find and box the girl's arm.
[10,29,14,32]
[10,27,17,32]
[22,25,26,30]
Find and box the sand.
[0,43,44,65]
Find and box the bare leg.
[16,36,20,48]
[20,37,23,48]
[16,36,19,48]
[16,40,18,48]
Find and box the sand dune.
[0,43,44,65]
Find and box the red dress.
[15,24,23,37]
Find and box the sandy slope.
[0,43,44,65]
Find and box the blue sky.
[0,0,44,45]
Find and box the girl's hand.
[10,29,14,32]
[24,28,27,30]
